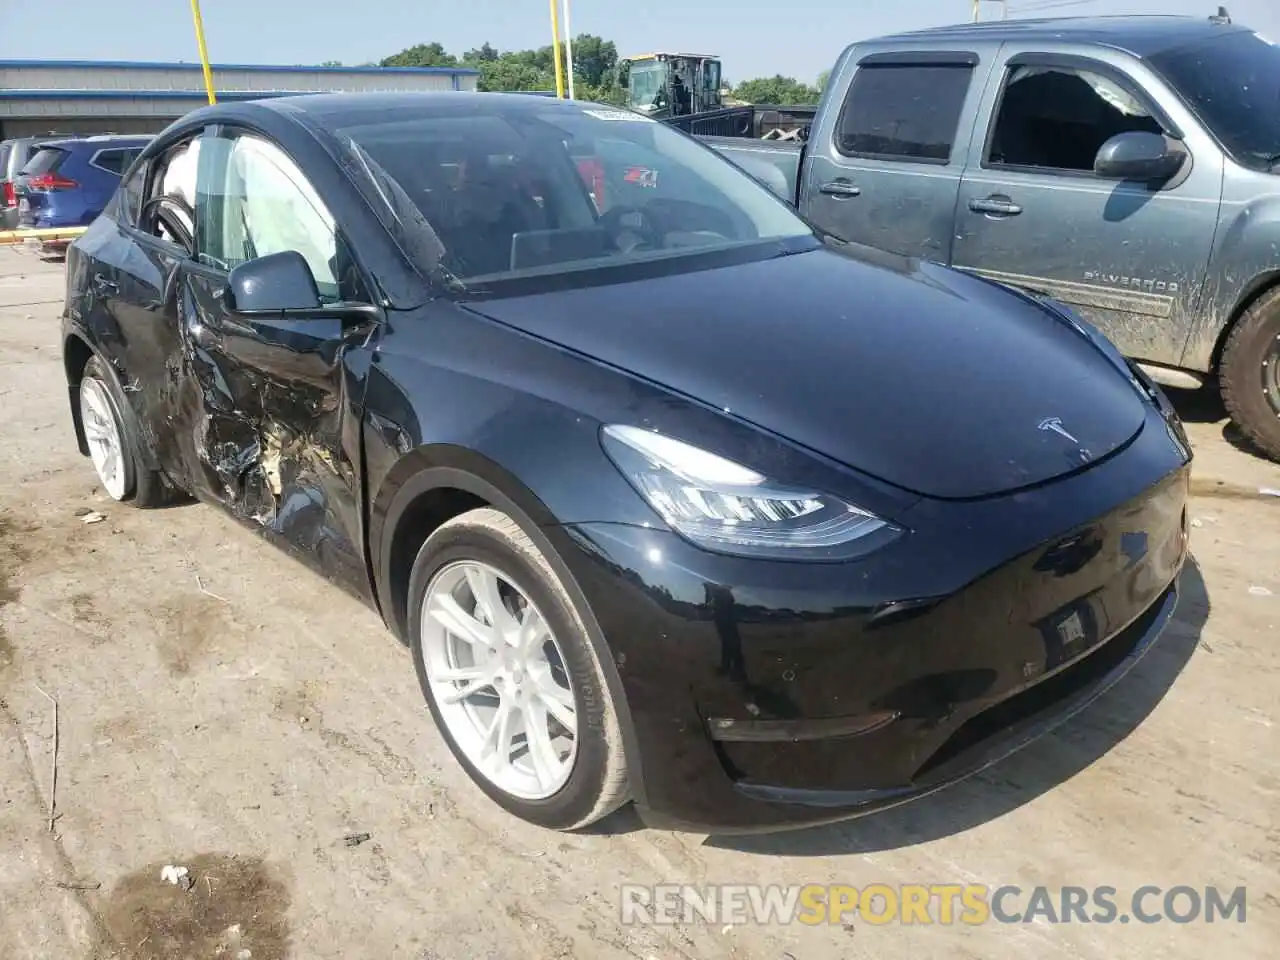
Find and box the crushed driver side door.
[176,127,381,600]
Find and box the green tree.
[816,69,831,93]
[379,36,624,101]
[570,34,618,88]
[463,42,500,63]
[476,59,553,93]
[733,75,820,105]
[381,42,458,68]
[319,59,343,68]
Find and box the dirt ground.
[0,247,1276,959]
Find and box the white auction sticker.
[582,108,654,122]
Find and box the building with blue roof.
[0,59,480,139]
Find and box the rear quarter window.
[91,149,134,175]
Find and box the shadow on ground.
[1162,385,1274,460]
[701,559,1208,856]
[1163,385,1224,425]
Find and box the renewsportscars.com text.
[619,883,1248,927]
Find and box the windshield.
[1149,30,1280,171]
[627,63,668,111]
[334,104,813,291]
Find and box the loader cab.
[622,53,723,118]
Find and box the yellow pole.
[548,0,566,98]
[972,0,979,21]
[189,0,218,104]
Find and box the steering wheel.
[599,205,662,255]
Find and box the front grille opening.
[915,586,1170,779]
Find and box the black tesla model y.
[60,92,1190,832]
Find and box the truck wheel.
[407,507,630,830]
[1220,286,1280,463]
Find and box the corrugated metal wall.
[0,61,479,138]
[0,63,475,96]
[0,116,171,138]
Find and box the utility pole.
[562,0,576,99]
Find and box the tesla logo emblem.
[1038,417,1079,444]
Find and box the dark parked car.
[14,134,150,231]
[705,15,1280,463]
[1,136,49,229]
[61,93,1190,833]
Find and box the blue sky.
[3,0,1278,82]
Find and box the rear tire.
[79,356,183,507]
[407,507,630,830]
[1220,286,1280,463]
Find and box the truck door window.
[986,65,1163,172]
[835,64,974,163]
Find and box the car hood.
[467,245,1147,500]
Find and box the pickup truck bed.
[702,136,801,203]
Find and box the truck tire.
[1220,286,1280,463]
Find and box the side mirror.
[226,250,322,315]
[1094,131,1184,182]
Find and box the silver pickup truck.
[705,13,1280,462]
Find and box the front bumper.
[552,409,1190,832]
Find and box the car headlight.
[601,425,898,560]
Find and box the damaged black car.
[61,92,1191,833]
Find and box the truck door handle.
[969,195,1022,216]
[92,273,119,294]
[819,180,861,198]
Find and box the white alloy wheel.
[79,376,129,500]
[420,559,579,800]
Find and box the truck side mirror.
[1094,131,1184,183]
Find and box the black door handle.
[969,195,1022,216]
[92,273,119,293]
[819,180,862,198]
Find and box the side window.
[836,64,974,163]
[196,134,351,302]
[986,64,1164,172]
[137,137,201,248]
[91,149,127,175]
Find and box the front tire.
[1220,286,1280,462]
[78,356,180,507]
[407,507,629,830]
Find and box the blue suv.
[15,135,151,230]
